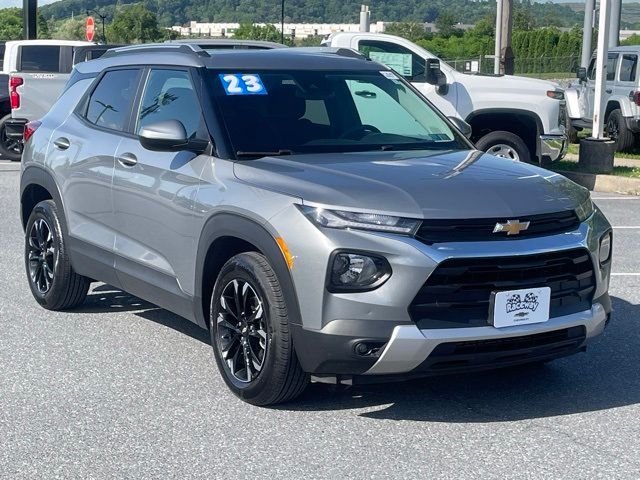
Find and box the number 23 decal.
[219,74,267,95]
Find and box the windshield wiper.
[236,149,294,158]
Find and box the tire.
[606,109,635,153]
[476,130,531,163]
[210,252,308,406]
[25,200,90,310]
[0,113,23,161]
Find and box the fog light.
[599,231,612,265]
[329,252,391,292]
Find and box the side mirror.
[425,59,446,86]
[448,116,472,139]
[577,67,587,82]
[139,120,188,152]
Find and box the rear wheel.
[210,252,308,406]
[476,130,531,163]
[0,114,23,161]
[25,200,90,310]
[606,109,635,152]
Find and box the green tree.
[621,34,640,46]
[0,8,50,40]
[51,17,86,41]
[233,23,289,44]
[108,4,166,44]
[384,22,429,43]
[435,12,461,38]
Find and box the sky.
[0,0,58,7]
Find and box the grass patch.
[551,160,640,178]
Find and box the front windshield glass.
[209,69,466,157]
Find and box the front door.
[354,38,458,117]
[112,68,209,310]
[585,53,619,120]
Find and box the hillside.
[40,0,583,28]
[565,2,640,28]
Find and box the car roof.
[166,39,287,49]
[76,46,382,73]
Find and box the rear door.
[50,67,142,285]
[112,68,208,306]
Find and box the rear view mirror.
[577,67,587,82]
[448,116,472,139]
[139,120,188,152]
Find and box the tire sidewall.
[25,201,65,308]
[209,254,284,402]
[476,131,531,163]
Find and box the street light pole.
[281,0,285,45]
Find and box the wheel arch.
[20,166,65,233]
[194,213,302,331]
[465,108,543,159]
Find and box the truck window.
[85,69,141,132]
[607,54,619,81]
[0,43,5,71]
[358,40,426,82]
[19,46,61,72]
[619,54,638,82]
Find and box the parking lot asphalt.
[1,164,639,479]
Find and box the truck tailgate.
[11,72,69,122]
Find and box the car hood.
[456,71,560,94]
[233,150,588,219]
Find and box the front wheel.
[476,130,531,163]
[606,109,635,152]
[210,252,308,406]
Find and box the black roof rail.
[289,46,368,60]
[102,43,210,59]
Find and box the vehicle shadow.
[75,283,210,345]
[281,296,640,422]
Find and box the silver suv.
[20,44,613,405]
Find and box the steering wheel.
[340,124,381,140]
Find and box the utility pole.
[581,0,595,68]
[23,0,37,39]
[494,0,503,74]
[494,0,513,74]
[608,0,621,48]
[281,0,285,45]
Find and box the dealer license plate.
[491,287,551,328]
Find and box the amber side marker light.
[276,237,294,269]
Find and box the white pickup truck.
[324,32,568,164]
[566,46,640,152]
[1,40,116,160]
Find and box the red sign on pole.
[86,16,95,42]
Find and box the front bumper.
[539,133,568,163]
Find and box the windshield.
[209,69,466,157]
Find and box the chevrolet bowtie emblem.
[493,219,531,235]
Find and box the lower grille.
[410,248,596,329]
[417,326,586,373]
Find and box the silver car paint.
[21,60,612,377]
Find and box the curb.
[557,170,640,195]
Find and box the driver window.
[137,69,206,140]
[358,40,425,81]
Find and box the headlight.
[547,89,565,100]
[599,231,612,265]
[329,251,391,292]
[575,198,595,222]
[299,205,420,235]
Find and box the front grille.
[415,210,580,244]
[416,326,586,373]
[410,248,596,329]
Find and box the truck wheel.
[210,252,308,406]
[476,131,531,163]
[25,200,90,310]
[606,109,635,152]
[0,114,23,161]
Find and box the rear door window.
[606,54,619,81]
[85,69,141,132]
[619,54,638,82]
[19,46,61,72]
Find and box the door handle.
[605,89,612,94]
[53,137,70,150]
[117,152,138,167]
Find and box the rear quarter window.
[19,46,61,72]
[619,54,638,83]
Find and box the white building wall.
[171,21,387,38]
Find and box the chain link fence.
[444,55,580,79]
